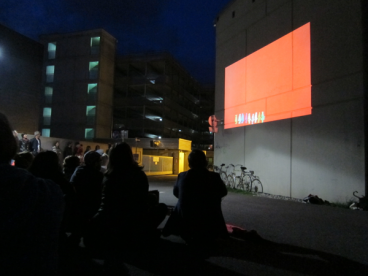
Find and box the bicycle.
[228,164,244,189]
[215,164,228,186]
[239,167,263,193]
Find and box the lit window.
[45,87,53,104]
[89,61,99,79]
[90,37,100,55]
[43,107,52,125]
[85,128,94,139]
[46,65,55,82]
[87,83,98,101]
[42,129,50,137]
[86,106,96,125]
[48,42,56,59]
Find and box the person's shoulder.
[178,171,188,178]
[1,164,63,197]
[208,171,219,176]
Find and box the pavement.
[60,175,368,275]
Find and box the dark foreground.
[59,175,368,276]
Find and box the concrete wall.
[215,0,365,202]
[0,24,43,134]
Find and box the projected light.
[224,23,311,129]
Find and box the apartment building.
[39,29,116,140]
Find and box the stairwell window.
[48,42,56,59]
[42,129,50,137]
[87,83,98,101]
[89,61,99,79]
[85,128,95,139]
[45,87,53,104]
[43,107,52,125]
[46,65,55,82]
[90,37,100,55]
[86,106,96,125]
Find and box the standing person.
[163,149,228,245]
[94,145,100,151]
[28,131,41,156]
[73,142,84,163]
[0,113,64,275]
[52,141,63,165]
[84,145,91,155]
[63,142,73,159]
[68,151,103,247]
[73,142,80,156]
[19,133,29,152]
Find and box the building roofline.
[214,0,237,23]
[0,22,42,46]
[116,51,204,88]
[39,28,116,42]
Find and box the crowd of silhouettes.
[0,112,229,275]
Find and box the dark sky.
[0,0,231,85]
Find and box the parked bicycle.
[227,164,244,189]
[239,166,263,193]
[214,163,228,186]
[215,163,263,193]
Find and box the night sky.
[0,0,232,85]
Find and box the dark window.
[232,11,235,18]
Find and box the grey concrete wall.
[215,0,365,202]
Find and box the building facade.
[215,0,366,202]
[0,23,43,133]
[39,29,116,140]
[1,26,214,150]
[114,52,213,149]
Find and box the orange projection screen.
[224,23,311,129]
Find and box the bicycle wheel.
[227,175,235,188]
[220,172,228,186]
[250,179,263,193]
[239,174,251,191]
[234,176,241,190]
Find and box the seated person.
[0,113,64,275]
[68,151,103,246]
[101,143,167,248]
[163,149,228,244]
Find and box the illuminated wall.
[215,0,365,203]
[224,23,311,129]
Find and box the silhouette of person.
[0,113,64,275]
[163,149,228,245]
[68,151,103,246]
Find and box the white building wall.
[215,0,365,202]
